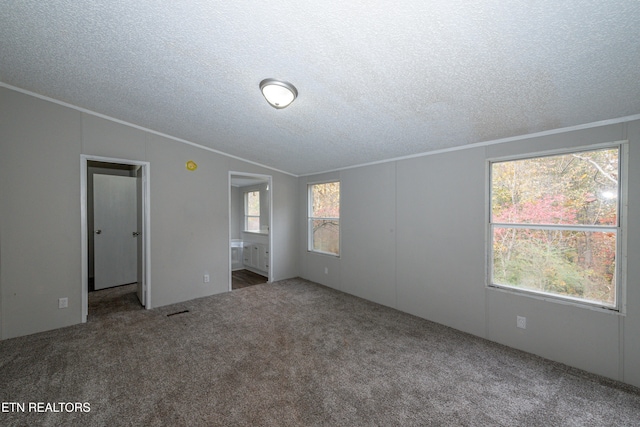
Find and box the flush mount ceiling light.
[260,78,298,109]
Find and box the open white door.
[93,174,137,290]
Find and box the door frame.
[80,155,151,322]
[228,172,273,291]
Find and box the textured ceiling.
[2,1,639,175]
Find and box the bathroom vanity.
[231,232,269,276]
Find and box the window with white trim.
[308,181,340,256]
[489,144,623,309]
[244,190,260,232]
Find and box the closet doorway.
[81,155,151,322]
[229,172,273,291]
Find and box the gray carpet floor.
[1,278,639,426]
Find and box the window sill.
[243,231,269,236]
[307,250,340,258]
[486,284,624,315]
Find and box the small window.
[244,190,260,232]
[489,145,622,309]
[308,181,340,256]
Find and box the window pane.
[492,148,618,226]
[312,220,339,255]
[247,191,260,216]
[492,227,616,306]
[246,216,260,232]
[311,182,340,218]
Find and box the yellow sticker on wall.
[186,160,197,171]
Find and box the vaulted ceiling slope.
[1,1,639,175]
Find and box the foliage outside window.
[245,191,260,232]
[490,146,621,308]
[308,182,340,256]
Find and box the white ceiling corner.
[1,0,639,175]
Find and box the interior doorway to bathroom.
[229,172,272,291]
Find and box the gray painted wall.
[0,87,298,339]
[230,186,243,240]
[0,88,82,338]
[299,120,640,388]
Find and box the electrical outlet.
[58,297,68,309]
[517,316,527,329]
[203,274,210,283]
[324,267,328,274]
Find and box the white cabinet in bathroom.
[243,242,268,275]
[251,245,259,269]
[242,243,253,267]
[258,244,269,272]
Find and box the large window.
[490,145,623,309]
[244,190,260,232]
[308,181,340,256]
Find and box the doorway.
[229,172,273,291]
[81,155,151,322]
